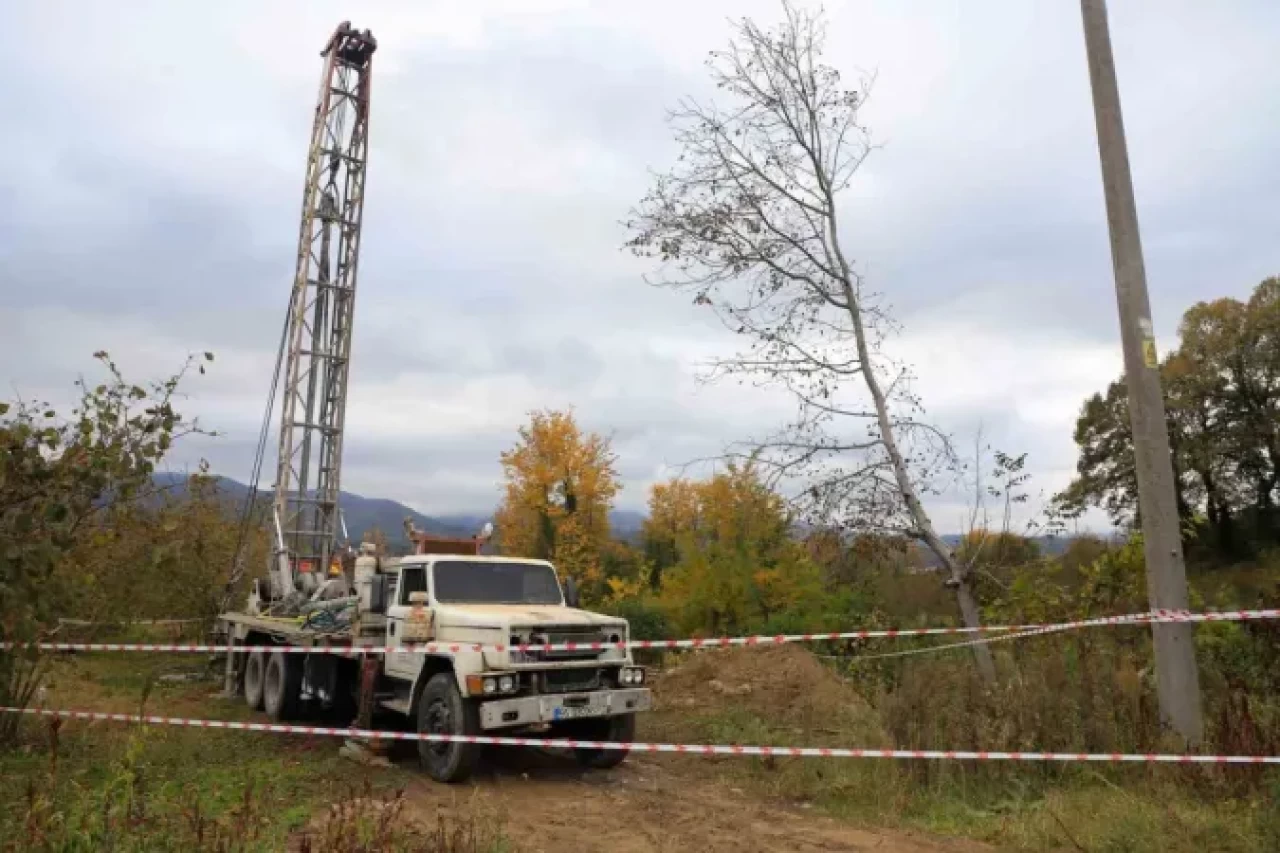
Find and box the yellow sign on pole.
[1142,338,1158,368]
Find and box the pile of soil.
[651,644,889,744]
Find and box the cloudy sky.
[3,1,1277,532]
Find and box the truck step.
[378,696,412,716]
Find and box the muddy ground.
[352,646,982,852]
[386,744,987,853]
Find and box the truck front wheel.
[566,713,635,770]
[417,673,481,783]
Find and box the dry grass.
[1,652,517,852]
[654,644,888,740]
[297,784,514,853]
[9,622,1277,851]
[641,642,1280,852]
[643,646,909,822]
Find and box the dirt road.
[393,746,987,853]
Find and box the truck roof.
[386,554,555,571]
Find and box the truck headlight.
[619,667,644,686]
[468,674,519,696]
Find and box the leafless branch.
[625,0,995,681]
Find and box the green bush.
[2,353,206,745]
[606,596,672,642]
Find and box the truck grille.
[541,668,601,693]
[513,625,612,663]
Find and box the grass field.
[642,645,1280,852]
[4,644,1278,851]
[0,653,512,852]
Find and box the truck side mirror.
[563,576,580,609]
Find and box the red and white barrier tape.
[5,608,1276,657]
[824,622,1076,662]
[4,706,1277,764]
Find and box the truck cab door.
[386,565,432,679]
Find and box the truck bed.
[221,611,384,648]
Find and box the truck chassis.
[219,584,652,784]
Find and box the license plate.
[550,702,606,721]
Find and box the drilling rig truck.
[218,22,650,784]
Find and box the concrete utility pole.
[1078,0,1203,745]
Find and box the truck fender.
[408,655,457,717]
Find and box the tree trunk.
[537,510,556,560]
[826,210,998,685]
[917,527,998,685]
[1199,467,1239,558]
[1218,511,1238,558]
[1263,463,1280,543]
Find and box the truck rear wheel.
[568,713,635,770]
[243,650,266,710]
[263,651,302,721]
[417,673,481,783]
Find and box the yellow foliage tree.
[640,477,701,589]
[954,529,1041,570]
[493,410,620,596]
[647,463,824,635]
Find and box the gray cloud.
[3,0,1278,527]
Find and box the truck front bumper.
[477,688,652,731]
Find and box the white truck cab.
[376,554,652,781]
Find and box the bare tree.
[625,1,995,681]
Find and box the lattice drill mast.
[269,22,376,604]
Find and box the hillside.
[151,473,647,546]
[151,473,478,546]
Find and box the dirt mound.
[653,645,888,743]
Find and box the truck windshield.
[432,560,563,605]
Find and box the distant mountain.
[151,473,483,546]
[154,472,649,545]
[608,509,646,540]
[937,533,1070,557]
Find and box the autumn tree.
[1057,534,1112,577]
[954,530,1041,572]
[626,3,992,677]
[1056,276,1280,557]
[640,477,701,590]
[599,538,646,588]
[493,410,620,596]
[62,468,268,624]
[646,463,825,635]
[805,530,921,589]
